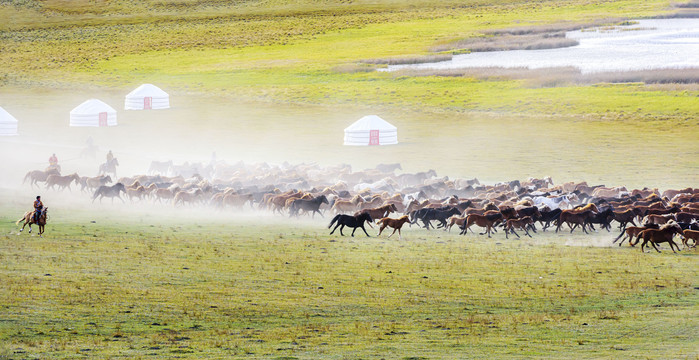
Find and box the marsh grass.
[360,54,454,65]
[429,18,626,53]
[394,66,699,87]
[0,199,697,359]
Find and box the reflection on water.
[384,19,699,74]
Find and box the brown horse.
[505,216,536,239]
[46,173,80,191]
[356,204,398,221]
[376,215,411,240]
[16,208,48,237]
[23,168,60,188]
[462,213,503,237]
[556,209,595,234]
[613,226,654,246]
[637,222,684,253]
[446,215,467,232]
[681,229,699,249]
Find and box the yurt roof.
[0,106,18,123]
[70,99,117,115]
[126,84,168,98]
[344,115,396,132]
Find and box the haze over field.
[0,1,698,359]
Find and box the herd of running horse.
[20,160,699,252]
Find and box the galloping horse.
[23,168,60,188]
[376,215,411,240]
[46,173,80,191]
[16,208,48,237]
[329,213,373,237]
[289,195,329,218]
[636,222,684,253]
[99,158,119,178]
[92,183,126,203]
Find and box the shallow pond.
[384,19,699,74]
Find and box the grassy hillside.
[2,0,696,122]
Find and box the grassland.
[1,1,698,358]
[0,198,697,359]
[1,0,698,121]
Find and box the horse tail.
[16,211,29,225]
[23,172,31,184]
[328,214,341,229]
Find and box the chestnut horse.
[356,204,397,221]
[462,213,503,237]
[376,215,411,240]
[637,222,684,253]
[505,216,536,239]
[16,208,48,237]
[681,229,699,249]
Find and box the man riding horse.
[49,153,58,166]
[33,195,43,223]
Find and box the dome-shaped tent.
[70,99,117,127]
[0,106,19,136]
[125,84,170,110]
[344,115,398,146]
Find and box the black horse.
[538,208,562,231]
[92,183,126,203]
[328,213,373,237]
[289,195,329,218]
[586,207,615,232]
[412,206,461,230]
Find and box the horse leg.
[505,228,509,239]
[650,241,661,253]
[387,228,397,238]
[524,228,532,238]
[618,234,628,246]
[329,223,341,235]
[361,225,370,237]
[351,227,356,237]
[339,225,345,236]
[377,224,386,236]
[668,240,680,253]
[397,228,402,240]
[511,228,520,238]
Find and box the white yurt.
[343,115,398,146]
[124,84,170,110]
[69,99,117,127]
[0,106,19,136]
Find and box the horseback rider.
[106,150,114,163]
[33,196,43,223]
[48,153,58,166]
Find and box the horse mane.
[659,221,679,230]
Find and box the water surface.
[385,19,699,74]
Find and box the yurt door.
[98,112,108,127]
[369,130,380,145]
[144,97,152,110]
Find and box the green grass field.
[1,199,697,359]
[1,0,698,358]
